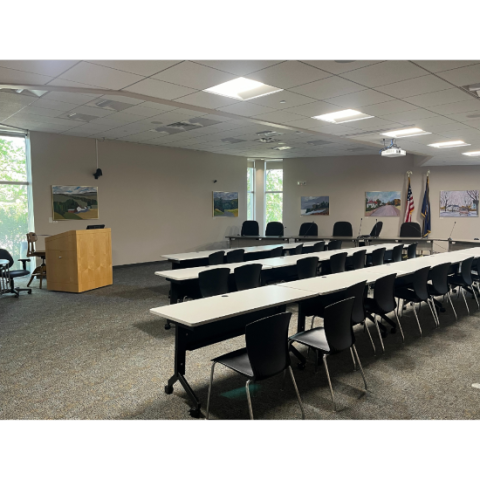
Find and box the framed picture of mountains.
[52,185,99,220]
[213,191,238,217]
[301,196,329,215]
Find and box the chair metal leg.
[461,288,470,314]
[206,362,216,420]
[394,310,405,342]
[447,291,458,320]
[426,299,439,327]
[323,354,336,412]
[363,321,377,354]
[352,345,367,391]
[429,298,440,326]
[412,303,423,335]
[246,380,254,420]
[472,284,479,309]
[350,347,357,371]
[310,316,316,329]
[288,366,306,420]
[373,315,385,352]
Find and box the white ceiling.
[1,60,480,165]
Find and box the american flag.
[404,177,415,222]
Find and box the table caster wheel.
[165,385,173,394]
[189,408,201,418]
[165,322,171,330]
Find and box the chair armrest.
[18,258,31,269]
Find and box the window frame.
[264,167,283,224]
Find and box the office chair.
[234,264,262,291]
[302,241,325,254]
[332,221,353,237]
[330,252,347,274]
[370,221,383,237]
[208,251,225,265]
[367,247,386,267]
[226,249,244,264]
[347,250,366,271]
[399,222,422,238]
[206,312,305,420]
[427,262,456,321]
[269,246,283,258]
[241,221,260,236]
[297,257,318,280]
[198,268,230,298]
[298,222,318,237]
[385,244,404,263]
[447,257,479,314]
[265,222,284,236]
[406,243,417,259]
[292,244,303,255]
[0,249,32,297]
[327,240,342,250]
[26,232,46,289]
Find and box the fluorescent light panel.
[428,140,471,149]
[204,78,283,101]
[462,151,480,156]
[312,109,374,124]
[382,127,431,138]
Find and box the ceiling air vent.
[307,140,333,146]
[65,113,100,122]
[93,99,135,112]
[461,83,480,98]
[256,130,282,137]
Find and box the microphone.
[374,218,378,237]
[357,217,363,237]
[448,221,457,241]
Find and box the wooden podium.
[45,228,113,293]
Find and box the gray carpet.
[1,262,480,420]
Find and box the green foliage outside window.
[265,169,283,223]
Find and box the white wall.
[30,132,247,266]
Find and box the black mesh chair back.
[352,250,366,270]
[333,221,353,237]
[234,263,262,291]
[460,256,474,285]
[312,241,325,252]
[269,246,283,258]
[429,262,451,295]
[328,240,342,250]
[407,243,417,259]
[246,311,292,381]
[400,222,422,238]
[198,268,230,298]
[299,222,318,236]
[412,266,431,301]
[391,244,404,263]
[293,244,303,255]
[226,249,244,264]
[265,222,284,236]
[208,251,225,265]
[297,257,318,280]
[0,249,14,268]
[330,252,347,274]
[241,220,259,236]
[373,273,397,313]
[324,297,355,353]
[370,221,383,237]
[371,247,386,266]
[344,281,367,325]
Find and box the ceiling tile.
[59,62,144,89]
[290,77,365,100]
[152,61,236,90]
[375,75,452,99]
[0,60,79,78]
[413,116,461,128]
[404,88,472,108]
[173,91,239,109]
[62,105,113,118]
[88,60,182,77]
[325,89,392,108]
[301,60,385,75]
[30,98,79,112]
[193,60,284,76]
[361,100,418,116]
[247,90,315,109]
[282,100,343,117]
[340,61,428,87]
[246,61,330,89]
[427,100,480,116]
[0,66,53,85]
[43,91,101,104]
[139,101,178,112]
[62,123,112,136]
[0,91,38,107]
[415,61,480,74]
[445,110,480,122]
[251,111,308,124]
[120,104,171,117]
[217,102,275,117]
[123,78,197,100]
[47,78,109,90]
[379,108,439,123]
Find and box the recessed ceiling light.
[382,127,432,138]
[312,109,374,124]
[280,100,286,104]
[462,151,480,156]
[273,146,292,150]
[428,140,471,149]
[204,78,283,101]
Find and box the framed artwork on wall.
[365,191,401,217]
[440,190,478,217]
[301,196,329,215]
[52,185,99,220]
[213,191,238,217]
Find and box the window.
[265,169,283,223]
[0,134,30,269]
[247,166,255,220]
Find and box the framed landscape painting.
[52,185,99,220]
[440,190,478,217]
[301,196,329,215]
[365,191,401,217]
[213,191,238,217]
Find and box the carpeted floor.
[1,262,480,420]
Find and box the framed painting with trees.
[440,190,478,217]
[52,186,99,220]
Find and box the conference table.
[448,239,480,251]
[226,235,356,249]
[150,247,480,417]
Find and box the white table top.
[150,284,318,327]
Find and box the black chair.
[265,222,284,236]
[330,252,347,274]
[470,257,480,298]
[206,312,305,420]
[297,257,318,280]
[234,264,262,291]
[289,297,367,412]
[364,273,403,352]
[385,244,404,263]
[198,268,230,298]
[299,222,318,236]
[241,220,259,236]
[370,221,383,237]
[303,241,325,254]
[367,247,386,267]
[226,249,244,264]
[406,243,417,259]
[428,262,456,322]
[327,240,342,250]
[395,266,438,335]
[208,251,225,265]
[348,250,366,271]
[291,244,303,255]
[333,221,353,237]
[0,249,31,297]
[448,257,479,314]
[399,222,422,238]
[269,246,283,258]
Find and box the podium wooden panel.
[45,228,113,293]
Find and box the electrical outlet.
[297,181,307,186]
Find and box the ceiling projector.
[381,147,406,157]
